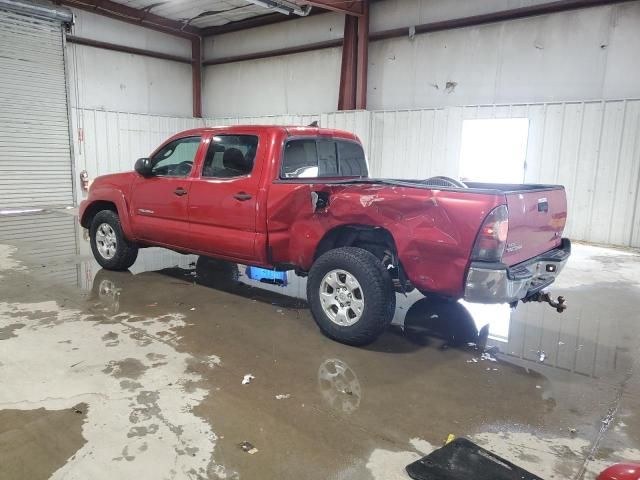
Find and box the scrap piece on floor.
[239,441,259,454]
[242,374,255,385]
[405,438,543,480]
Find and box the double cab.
[80,125,570,345]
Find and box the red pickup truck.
[80,125,570,345]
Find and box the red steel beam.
[203,38,342,66]
[355,0,369,109]
[57,0,199,39]
[337,14,357,110]
[192,37,202,118]
[369,0,631,41]
[305,0,363,15]
[66,35,193,63]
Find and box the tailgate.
[502,187,567,266]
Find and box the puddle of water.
[4,211,640,389]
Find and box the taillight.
[471,205,509,262]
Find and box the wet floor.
[1,209,639,480]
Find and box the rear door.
[187,132,265,261]
[129,135,203,247]
[502,187,567,266]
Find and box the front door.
[188,133,264,261]
[130,135,203,248]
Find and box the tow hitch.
[522,291,567,313]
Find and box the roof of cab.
[172,125,360,142]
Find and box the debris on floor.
[239,441,259,455]
[242,374,255,385]
[405,438,544,480]
[466,358,478,363]
[480,352,497,362]
[538,351,547,362]
[275,394,291,400]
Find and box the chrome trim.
[464,241,570,304]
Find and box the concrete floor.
[1,209,639,480]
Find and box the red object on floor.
[598,464,640,480]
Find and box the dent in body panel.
[266,183,502,297]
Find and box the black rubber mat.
[405,438,544,480]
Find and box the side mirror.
[134,158,152,177]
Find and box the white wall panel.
[367,99,640,247]
[66,8,193,117]
[74,99,640,248]
[202,2,640,117]
[202,48,342,117]
[71,10,191,57]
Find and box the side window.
[337,141,368,177]
[151,136,201,177]
[282,138,367,179]
[282,140,318,178]
[202,135,259,178]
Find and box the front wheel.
[90,210,138,271]
[307,247,396,346]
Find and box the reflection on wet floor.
[2,210,640,480]
[1,209,636,384]
[89,250,635,382]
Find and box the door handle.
[174,187,188,197]
[233,192,252,201]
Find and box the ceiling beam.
[67,35,194,62]
[57,0,200,39]
[200,7,325,36]
[304,0,363,15]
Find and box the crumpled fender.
[266,182,502,297]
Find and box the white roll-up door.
[0,6,73,209]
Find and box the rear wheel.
[307,247,396,346]
[90,210,138,271]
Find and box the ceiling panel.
[106,0,304,28]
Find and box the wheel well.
[81,201,118,228]
[314,225,398,265]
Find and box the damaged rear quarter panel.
[266,182,502,297]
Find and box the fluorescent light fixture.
[244,0,310,16]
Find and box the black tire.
[90,210,138,271]
[307,247,396,346]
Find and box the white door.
[459,118,529,184]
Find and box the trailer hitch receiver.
[522,291,567,313]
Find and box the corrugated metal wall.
[368,100,640,248]
[72,99,640,247]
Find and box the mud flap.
[405,438,543,480]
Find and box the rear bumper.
[464,238,571,304]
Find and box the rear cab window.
[281,138,367,179]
